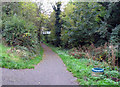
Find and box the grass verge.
[45,42,119,85]
[0,43,43,69]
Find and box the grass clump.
[0,43,43,69]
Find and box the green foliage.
[2,2,46,45]
[0,43,43,69]
[2,2,21,16]
[110,24,120,45]
[69,43,117,66]
[20,2,37,22]
[60,3,75,48]
[1,2,45,69]
[105,71,119,78]
[46,43,119,85]
[2,15,36,46]
[46,2,120,48]
[52,2,62,46]
[46,11,56,44]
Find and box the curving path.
[2,43,78,85]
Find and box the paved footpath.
[2,43,78,85]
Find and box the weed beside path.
[2,43,78,85]
[0,43,43,69]
[45,43,119,85]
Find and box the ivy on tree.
[52,2,62,47]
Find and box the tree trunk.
[38,27,41,44]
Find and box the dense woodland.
[44,2,120,67]
[0,1,120,85]
[47,2,120,47]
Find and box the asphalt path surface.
[2,43,78,85]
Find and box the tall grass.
[0,43,43,69]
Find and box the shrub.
[104,70,119,78]
[2,15,37,47]
[69,43,119,69]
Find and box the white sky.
[33,0,71,15]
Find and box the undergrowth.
[45,42,119,85]
[0,43,43,69]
